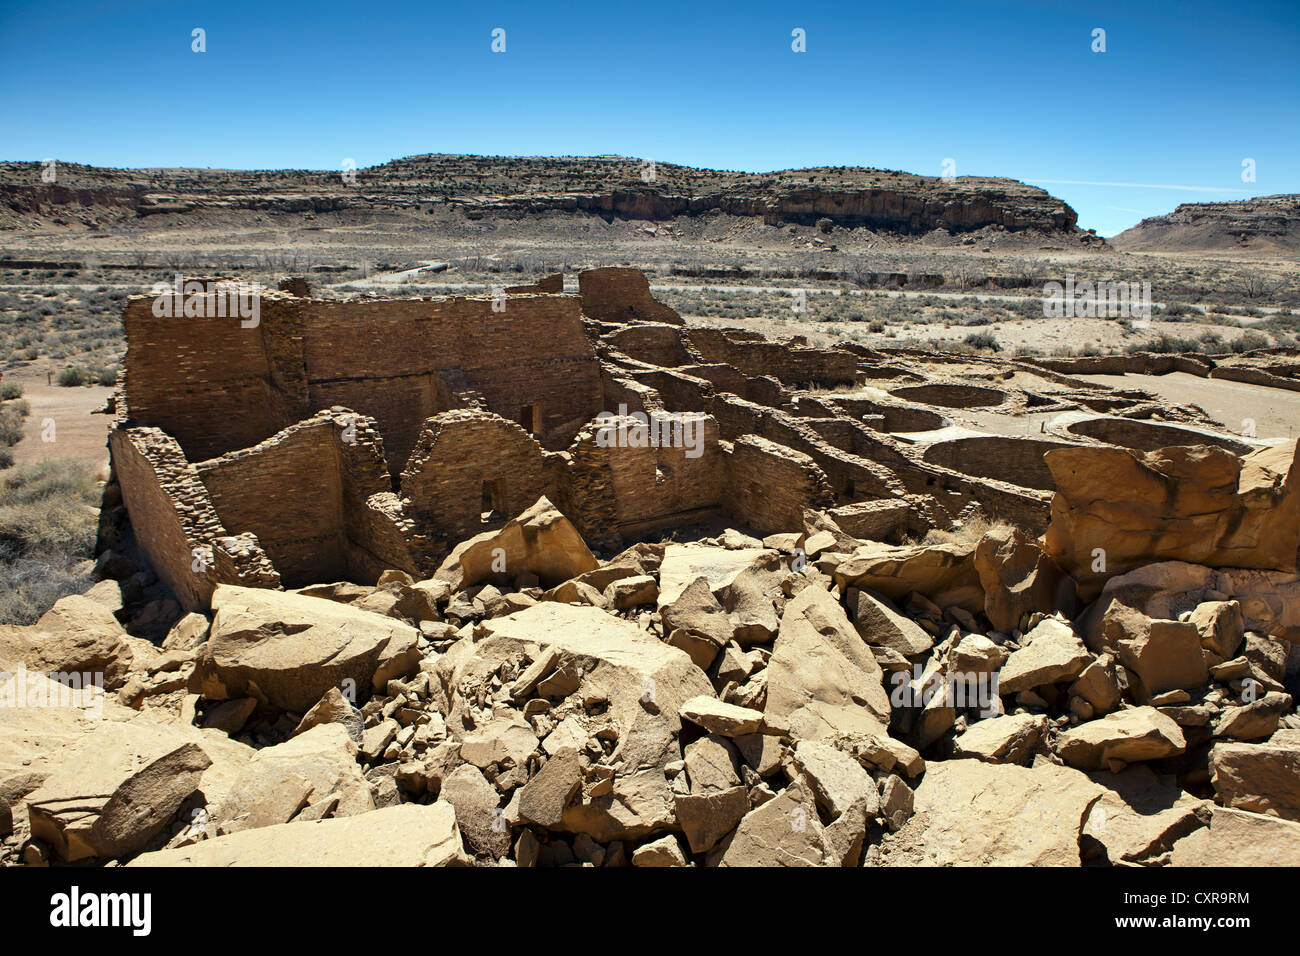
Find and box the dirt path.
[4,369,113,474]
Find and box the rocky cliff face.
[0,155,1081,237]
[1112,195,1300,253]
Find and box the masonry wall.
[722,435,835,535]
[579,268,684,325]
[195,420,348,587]
[121,291,604,476]
[687,328,858,387]
[401,410,558,546]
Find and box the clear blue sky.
[2,0,1296,236]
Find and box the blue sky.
[2,0,1296,236]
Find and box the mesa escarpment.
[0,155,1083,237]
[1112,194,1300,253]
[3,267,1300,868]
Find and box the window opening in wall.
[518,403,541,436]
[481,479,502,523]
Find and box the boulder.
[765,584,891,744]
[434,496,598,591]
[1080,766,1207,864]
[657,543,773,607]
[673,786,750,854]
[1189,600,1245,660]
[1209,737,1300,821]
[712,777,828,867]
[128,802,469,866]
[25,721,212,861]
[997,618,1093,694]
[951,713,1047,764]
[193,585,420,713]
[878,760,1105,866]
[1043,441,1300,600]
[792,740,879,820]
[631,834,689,866]
[1169,806,1300,866]
[1213,692,1291,741]
[680,697,764,737]
[720,552,785,645]
[974,526,1076,634]
[660,576,732,668]
[0,595,134,690]
[834,542,983,614]
[1114,615,1208,702]
[1057,707,1187,771]
[848,589,933,658]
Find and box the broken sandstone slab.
[1043,441,1300,600]
[1169,806,1300,866]
[1080,766,1207,865]
[1056,706,1186,771]
[193,585,420,713]
[1209,736,1300,821]
[951,713,1048,764]
[434,496,598,591]
[834,541,984,614]
[26,721,212,862]
[657,543,774,607]
[765,583,891,744]
[129,802,469,866]
[974,526,1076,635]
[878,759,1106,866]
[996,618,1093,694]
[0,595,135,690]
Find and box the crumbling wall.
[579,267,684,325]
[602,324,700,367]
[723,435,834,535]
[108,426,280,611]
[120,289,603,475]
[565,414,724,539]
[687,328,858,387]
[401,410,556,546]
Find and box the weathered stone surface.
[195,585,419,713]
[436,496,598,591]
[1080,766,1206,864]
[1189,600,1245,660]
[975,526,1075,634]
[713,778,828,867]
[26,721,212,861]
[765,584,891,744]
[517,747,583,828]
[721,552,785,645]
[658,544,772,607]
[129,802,469,866]
[674,785,750,854]
[951,713,1047,764]
[1214,692,1291,741]
[792,740,879,819]
[631,834,689,866]
[1209,737,1300,821]
[1068,656,1122,717]
[291,686,365,745]
[660,576,732,667]
[1057,707,1187,770]
[834,542,983,614]
[680,696,764,737]
[879,759,1105,866]
[1169,806,1300,866]
[997,618,1092,694]
[848,589,933,658]
[1113,614,1208,702]
[1043,441,1300,600]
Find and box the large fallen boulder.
[834,542,983,614]
[765,583,891,743]
[434,496,598,591]
[128,802,469,866]
[1043,441,1300,600]
[1209,734,1300,821]
[25,721,212,862]
[658,543,773,607]
[997,618,1093,694]
[975,526,1076,634]
[878,759,1106,866]
[1056,706,1187,771]
[0,595,136,690]
[192,585,420,713]
[1080,766,1207,864]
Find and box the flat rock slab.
[1169,806,1300,866]
[129,802,468,866]
[878,759,1105,866]
[658,544,773,607]
[1057,706,1186,771]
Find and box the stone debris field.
[2,267,1299,867]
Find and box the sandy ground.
[1077,371,1300,443]
[5,369,112,473]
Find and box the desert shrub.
[1229,330,1271,353]
[0,408,23,446]
[0,382,21,400]
[0,449,11,470]
[0,460,99,624]
[55,366,85,387]
[962,331,1001,352]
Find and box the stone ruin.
[106,265,1298,613]
[5,266,1300,867]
